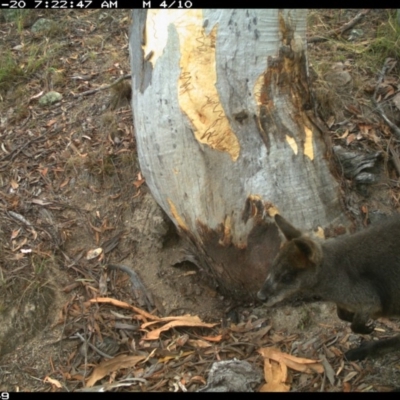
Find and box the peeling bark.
[129,10,350,300]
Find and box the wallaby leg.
[345,335,400,361]
[336,306,354,322]
[350,311,374,334]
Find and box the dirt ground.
[0,9,400,392]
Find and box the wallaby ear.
[293,237,322,266]
[274,214,302,240]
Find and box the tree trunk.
[129,9,350,300]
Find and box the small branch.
[308,9,370,43]
[107,264,154,311]
[389,143,400,177]
[0,133,46,163]
[72,74,131,98]
[8,211,33,227]
[75,332,114,359]
[372,58,400,140]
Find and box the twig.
[75,378,148,392]
[0,133,47,163]
[75,332,114,359]
[72,74,131,98]
[308,9,370,43]
[8,211,33,227]
[107,264,154,311]
[389,144,400,177]
[372,58,400,140]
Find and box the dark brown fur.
[257,214,400,360]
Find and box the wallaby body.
[257,214,400,360]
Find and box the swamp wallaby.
[257,214,400,361]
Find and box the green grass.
[0,51,24,93]
[311,10,400,76]
[367,12,400,68]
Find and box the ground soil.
[0,9,399,392]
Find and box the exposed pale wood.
[129,10,350,299]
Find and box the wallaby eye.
[281,272,295,284]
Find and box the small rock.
[198,360,262,392]
[324,70,352,87]
[31,18,54,33]
[39,91,62,106]
[348,29,363,41]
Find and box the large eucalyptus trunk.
[129,9,350,300]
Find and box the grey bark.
[129,10,350,299]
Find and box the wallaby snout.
[257,288,268,301]
[257,274,272,301]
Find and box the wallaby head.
[257,213,400,361]
[257,214,323,306]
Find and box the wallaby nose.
[257,290,267,301]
